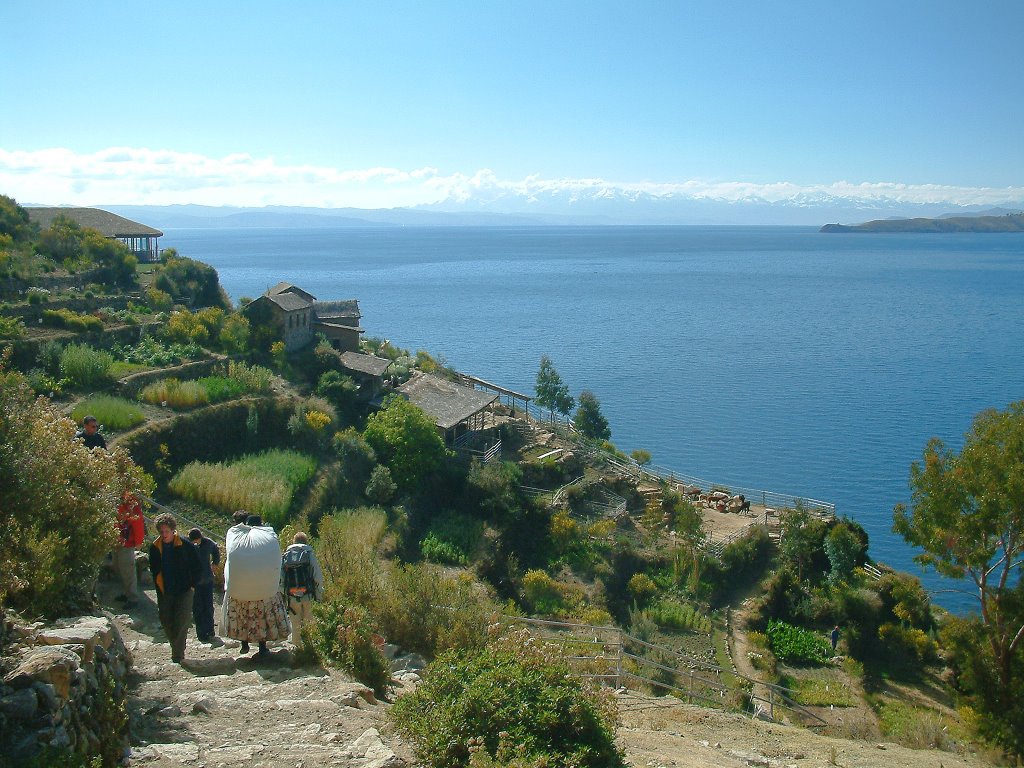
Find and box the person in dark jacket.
[149,513,202,663]
[188,528,221,642]
[75,415,106,450]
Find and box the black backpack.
[282,546,316,599]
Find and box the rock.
[0,688,40,720]
[876,743,887,750]
[191,697,218,715]
[334,691,362,708]
[390,653,427,672]
[356,686,378,705]
[4,646,80,699]
[148,743,201,762]
[344,728,403,766]
[33,682,59,713]
[49,724,72,750]
[381,643,401,660]
[158,705,183,717]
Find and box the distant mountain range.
[96,195,1024,229]
[821,212,1024,233]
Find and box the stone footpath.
[115,583,414,768]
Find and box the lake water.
[164,225,1024,613]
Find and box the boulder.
[4,646,81,699]
[0,687,39,720]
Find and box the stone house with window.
[243,282,362,352]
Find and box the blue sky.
[1,1,1022,209]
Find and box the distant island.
[821,212,1024,233]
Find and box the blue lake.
[164,225,1024,613]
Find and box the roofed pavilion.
[27,207,163,262]
[397,373,498,445]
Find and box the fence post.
[616,629,623,689]
[769,688,774,720]
[688,669,694,702]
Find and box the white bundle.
[224,524,282,601]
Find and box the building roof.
[312,319,364,333]
[268,282,317,302]
[397,373,498,430]
[26,207,163,237]
[314,299,360,319]
[340,351,392,377]
[266,292,312,312]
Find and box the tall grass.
[169,449,317,528]
[139,378,209,408]
[71,395,145,431]
[227,361,273,392]
[642,599,712,633]
[60,344,114,388]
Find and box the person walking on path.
[188,528,221,642]
[75,415,106,450]
[831,625,840,653]
[113,491,145,606]
[149,513,202,664]
[281,532,324,652]
[222,513,290,658]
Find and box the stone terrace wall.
[1,613,131,765]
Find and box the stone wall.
[1,613,132,765]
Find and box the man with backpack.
[281,532,324,652]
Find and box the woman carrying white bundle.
[222,511,290,657]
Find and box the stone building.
[243,282,362,352]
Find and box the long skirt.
[222,593,290,642]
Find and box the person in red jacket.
[114,491,145,607]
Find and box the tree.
[0,194,33,241]
[574,390,611,440]
[363,395,447,494]
[535,354,574,419]
[893,402,1024,729]
[780,504,819,582]
[823,522,860,583]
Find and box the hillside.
[2,192,1020,767]
[820,213,1024,233]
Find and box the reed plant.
[71,395,145,431]
[59,344,114,388]
[168,449,317,528]
[227,360,272,392]
[139,378,210,409]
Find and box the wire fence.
[507,615,826,726]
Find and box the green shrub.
[0,315,24,338]
[390,629,624,768]
[168,449,317,528]
[25,368,68,396]
[227,360,273,392]
[365,464,398,504]
[642,598,711,633]
[41,307,104,332]
[71,395,145,431]
[196,375,247,402]
[765,619,832,665]
[877,622,937,668]
[307,600,391,695]
[112,335,203,366]
[139,378,210,409]
[59,344,114,388]
[421,532,468,565]
[35,340,64,376]
[0,365,152,616]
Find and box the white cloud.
[1,146,1022,209]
